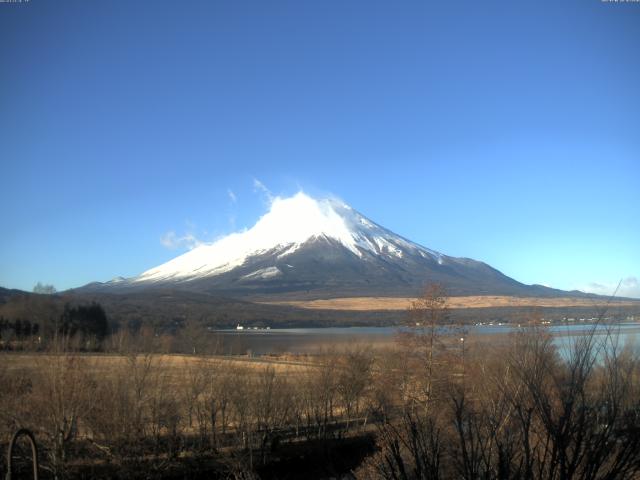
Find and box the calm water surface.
[212,323,640,355]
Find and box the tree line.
[0,302,109,348]
[1,286,639,479]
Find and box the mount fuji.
[82,192,570,299]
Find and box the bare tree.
[400,283,450,411]
[305,352,339,440]
[357,410,443,480]
[508,323,640,480]
[30,346,95,479]
[336,346,373,430]
[33,282,57,295]
[253,365,291,464]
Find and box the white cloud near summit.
[160,231,203,250]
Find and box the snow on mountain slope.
[135,192,440,283]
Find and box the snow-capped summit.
[135,192,440,284]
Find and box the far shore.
[259,295,640,311]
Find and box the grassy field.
[261,295,640,311]
[0,352,316,381]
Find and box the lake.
[211,322,640,355]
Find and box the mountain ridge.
[77,192,600,300]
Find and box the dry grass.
[260,295,640,311]
[0,352,313,379]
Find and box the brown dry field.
[0,335,504,379]
[0,353,316,382]
[261,295,640,311]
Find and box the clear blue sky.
[1,0,639,296]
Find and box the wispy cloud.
[581,276,640,299]
[160,231,203,250]
[160,187,243,251]
[253,178,274,204]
